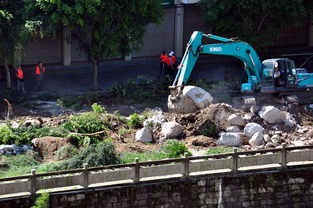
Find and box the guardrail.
[1,144,313,198]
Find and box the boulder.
[135,127,153,143]
[226,126,240,132]
[227,114,246,127]
[258,106,286,124]
[249,132,264,147]
[161,122,183,139]
[168,86,213,113]
[244,123,264,138]
[218,132,243,146]
[32,136,71,159]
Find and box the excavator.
[169,31,313,109]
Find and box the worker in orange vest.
[159,51,168,78]
[16,65,25,92]
[35,61,46,91]
[166,51,177,79]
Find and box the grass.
[206,147,234,155]
[120,151,167,163]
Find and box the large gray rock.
[244,123,264,138]
[218,132,243,146]
[249,132,264,147]
[226,126,240,132]
[161,122,183,139]
[227,114,246,127]
[168,86,213,113]
[258,106,286,124]
[0,144,32,155]
[135,127,153,143]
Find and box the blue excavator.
[169,31,313,108]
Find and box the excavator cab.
[261,58,297,93]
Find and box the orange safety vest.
[166,56,176,66]
[17,68,24,79]
[36,66,46,75]
[160,54,168,63]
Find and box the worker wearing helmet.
[273,62,281,87]
[166,51,177,79]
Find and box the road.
[8,56,242,95]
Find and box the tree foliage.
[0,0,27,88]
[199,0,312,50]
[24,0,164,89]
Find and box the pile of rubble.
[135,86,313,150]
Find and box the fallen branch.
[69,130,106,136]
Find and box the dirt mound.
[164,103,240,139]
[185,135,217,148]
[32,136,71,160]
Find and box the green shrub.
[127,113,143,129]
[0,125,15,144]
[58,142,120,169]
[55,145,79,160]
[3,151,39,168]
[162,140,192,158]
[32,192,49,208]
[92,103,105,113]
[62,112,109,146]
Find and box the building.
[17,0,313,66]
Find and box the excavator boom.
[171,31,263,97]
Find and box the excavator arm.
[170,31,263,99]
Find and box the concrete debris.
[226,126,240,132]
[258,106,286,124]
[136,127,153,143]
[249,132,264,147]
[218,132,243,146]
[143,108,166,129]
[244,123,264,138]
[161,122,183,139]
[227,114,246,127]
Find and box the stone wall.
[2,167,313,208]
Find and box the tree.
[24,0,164,89]
[199,0,311,50]
[0,0,26,88]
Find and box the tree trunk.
[91,57,99,90]
[4,62,11,89]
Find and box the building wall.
[21,35,62,65]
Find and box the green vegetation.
[55,145,79,161]
[206,147,234,155]
[0,125,69,145]
[32,192,49,208]
[162,140,192,158]
[199,0,312,50]
[127,113,144,129]
[121,151,167,163]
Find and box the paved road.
[9,56,242,95]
